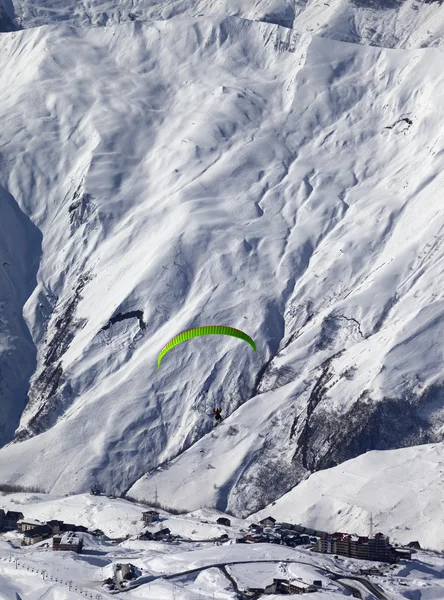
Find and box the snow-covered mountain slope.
[6,0,444,49]
[291,0,444,49]
[2,14,444,508]
[253,442,444,551]
[4,0,296,29]
[0,491,238,538]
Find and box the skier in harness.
[213,407,222,425]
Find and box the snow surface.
[254,442,444,551]
[2,0,444,589]
[2,12,444,512]
[1,492,444,600]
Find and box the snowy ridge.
[6,0,444,49]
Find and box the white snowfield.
[0,492,444,600]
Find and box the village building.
[61,523,88,533]
[287,580,317,594]
[46,519,64,534]
[153,527,171,540]
[18,518,45,533]
[316,531,408,563]
[142,510,160,524]
[280,533,303,547]
[247,578,316,595]
[259,516,276,528]
[115,563,138,586]
[22,525,52,546]
[91,528,105,538]
[53,531,83,553]
[3,511,24,530]
[394,547,414,560]
[217,517,231,527]
[359,567,383,575]
[407,541,421,550]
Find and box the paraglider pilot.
[213,407,222,424]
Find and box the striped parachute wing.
[157,325,256,368]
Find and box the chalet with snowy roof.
[117,563,137,581]
[18,518,45,532]
[249,523,264,533]
[153,527,171,540]
[22,525,52,546]
[217,517,231,527]
[259,516,276,528]
[407,540,421,550]
[53,531,83,553]
[4,511,24,530]
[142,510,160,524]
[247,578,316,595]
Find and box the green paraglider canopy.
[158,325,256,368]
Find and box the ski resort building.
[22,525,52,545]
[316,532,405,562]
[247,578,317,595]
[53,532,84,553]
[18,519,45,532]
[259,516,276,528]
[142,510,160,524]
[3,511,24,530]
[153,527,171,540]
